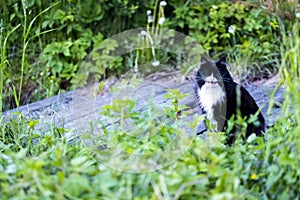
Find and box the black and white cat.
[195,57,265,145]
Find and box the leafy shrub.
[1,0,293,111]
[0,75,299,199]
[0,0,153,110]
[1,22,300,194]
[1,1,300,199]
[167,0,281,77]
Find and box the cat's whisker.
[223,79,232,82]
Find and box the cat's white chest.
[197,79,226,120]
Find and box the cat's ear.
[201,56,209,63]
[218,56,227,64]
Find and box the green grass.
[0,22,21,116]
[0,1,59,112]
[1,1,299,199]
[1,37,299,198]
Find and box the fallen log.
[3,73,284,141]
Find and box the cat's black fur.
[195,57,265,145]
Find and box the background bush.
[1,0,300,199]
[1,0,153,110]
[168,0,281,77]
[1,0,294,111]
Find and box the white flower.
[152,60,160,66]
[228,25,236,34]
[160,1,167,7]
[296,12,300,18]
[147,10,152,15]
[148,16,153,23]
[158,17,166,25]
[140,30,147,37]
[212,5,218,9]
[134,65,139,73]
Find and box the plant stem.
[152,0,159,35]
[18,0,28,107]
[18,1,59,107]
[0,20,3,116]
[0,21,21,115]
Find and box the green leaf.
[63,174,90,196]
[70,156,88,166]
[246,133,257,143]
[27,119,39,129]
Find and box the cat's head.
[196,57,233,86]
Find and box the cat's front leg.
[196,108,208,135]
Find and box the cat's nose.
[205,74,218,83]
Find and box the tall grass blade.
[18,1,60,107]
[0,23,21,115]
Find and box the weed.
[1,1,299,199]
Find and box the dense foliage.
[1,0,155,110]
[0,0,294,111]
[168,0,281,77]
[1,0,300,199]
[0,69,299,199]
